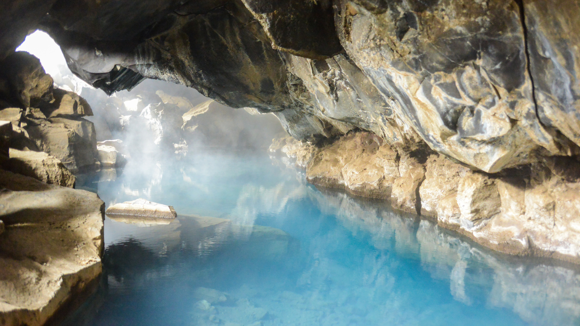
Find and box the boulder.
[6,148,75,187]
[0,169,104,326]
[0,52,54,108]
[96,141,126,168]
[41,88,93,118]
[0,108,22,125]
[25,117,98,172]
[106,198,177,219]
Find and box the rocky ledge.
[0,169,104,326]
[272,132,580,264]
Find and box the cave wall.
[2,0,574,174]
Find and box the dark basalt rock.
[240,0,343,59]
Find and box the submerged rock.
[106,198,177,219]
[0,169,104,326]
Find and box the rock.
[342,140,398,199]
[0,0,57,60]
[240,0,342,59]
[106,198,177,219]
[42,88,93,118]
[270,136,317,168]
[0,220,4,236]
[25,116,99,172]
[97,142,126,168]
[456,173,501,231]
[0,120,11,157]
[0,169,104,326]
[391,155,424,214]
[0,108,22,125]
[6,148,75,187]
[0,52,54,108]
[419,155,471,218]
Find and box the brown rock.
[42,88,93,118]
[0,120,11,157]
[0,52,54,108]
[391,155,425,214]
[0,108,22,125]
[0,169,103,326]
[25,117,98,172]
[6,148,75,187]
[456,173,501,230]
[419,155,471,217]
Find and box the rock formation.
[0,52,99,173]
[0,0,578,262]
[271,131,580,264]
[0,169,104,326]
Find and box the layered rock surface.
[0,0,578,264]
[0,52,99,173]
[272,131,580,264]
[0,169,104,326]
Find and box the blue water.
[65,151,580,326]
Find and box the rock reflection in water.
[64,153,580,326]
[306,188,580,326]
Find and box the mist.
[19,32,284,165]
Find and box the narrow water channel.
[65,151,580,326]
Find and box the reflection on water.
[67,151,580,326]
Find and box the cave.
[1,0,580,325]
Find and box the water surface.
[66,151,580,326]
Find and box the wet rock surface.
[0,169,104,326]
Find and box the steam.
[17,30,286,231]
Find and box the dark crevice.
[414,177,424,216]
[514,0,540,121]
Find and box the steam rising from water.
[18,30,285,189]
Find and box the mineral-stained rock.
[333,0,567,173]
[25,116,98,172]
[6,148,75,187]
[106,198,177,219]
[0,169,104,326]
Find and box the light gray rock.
[0,169,104,326]
[106,198,177,219]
